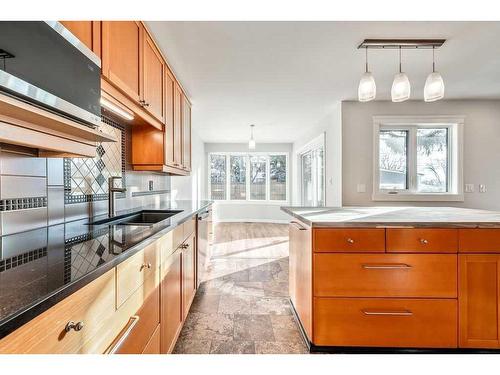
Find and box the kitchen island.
[281,206,500,353]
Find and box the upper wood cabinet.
[60,21,101,56]
[459,254,500,348]
[173,83,183,168]
[142,33,165,123]
[101,21,143,103]
[182,96,192,171]
[164,70,176,168]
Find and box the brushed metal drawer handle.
[362,310,413,316]
[420,238,429,244]
[290,221,307,231]
[346,238,355,244]
[65,321,85,332]
[105,315,140,354]
[140,263,152,271]
[362,263,412,269]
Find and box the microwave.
[0,21,101,127]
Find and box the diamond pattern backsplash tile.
[64,116,126,204]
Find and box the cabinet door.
[182,95,192,171]
[173,83,183,167]
[102,21,143,102]
[160,249,183,354]
[142,34,165,122]
[182,234,197,319]
[60,21,100,55]
[164,70,176,167]
[289,221,312,341]
[459,254,500,348]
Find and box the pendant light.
[248,124,256,150]
[424,46,445,102]
[391,46,411,102]
[358,47,376,102]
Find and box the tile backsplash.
[0,116,171,236]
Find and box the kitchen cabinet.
[102,21,143,103]
[182,233,197,319]
[164,70,176,168]
[173,83,183,168]
[182,95,192,171]
[142,33,165,123]
[160,248,183,353]
[459,254,500,348]
[60,21,101,56]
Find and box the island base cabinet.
[459,254,500,348]
[313,298,458,348]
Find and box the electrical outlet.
[357,184,366,193]
[479,184,487,193]
[148,180,154,191]
[465,184,474,193]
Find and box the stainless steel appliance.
[197,207,212,286]
[0,21,101,127]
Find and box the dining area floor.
[173,222,309,354]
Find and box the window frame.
[208,152,289,204]
[372,115,464,202]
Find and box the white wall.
[342,100,500,210]
[205,142,293,222]
[170,129,206,202]
[292,101,342,206]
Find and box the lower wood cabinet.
[182,233,197,319]
[459,254,500,348]
[142,325,161,354]
[314,297,458,348]
[110,284,160,354]
[160,248,183,353]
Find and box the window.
[373,116,463,201]
[209,153,289,203]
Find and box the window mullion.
[246,154,250,201]
[408,127,417,193]
[266,155,270,201]
[226,154,230,201]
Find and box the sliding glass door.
[300,142,325,206]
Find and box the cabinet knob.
[420,238,429,245]
[346,238,355,244]
[65,321,84,332]
[141,263,152,270]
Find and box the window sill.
[211,200,289,206]
[372,193,464,202]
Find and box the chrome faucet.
[108,176,127,218]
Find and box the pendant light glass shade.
[248,124,256,150]
[391,47,410,102]
[424,47,444,102]
[391,72,411,102]
[358,72,376,102]
[358,48,376,102]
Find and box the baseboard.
[214,219,290,224]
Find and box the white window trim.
[372,115,464,202]
[208,152,289,204]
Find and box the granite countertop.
[0,199,212,339]
[281,206,500,228]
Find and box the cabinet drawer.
[0,269,116,354]
[108,285,160,354]
[313,228,385,253]
[459,229,500,253]
[158,231,174,265]
[387,228,458,253]
[314,253,457,298]
[314,297,457,348]
[183,216,196,238]
[116,242,159,307]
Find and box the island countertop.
[280,206,500,228]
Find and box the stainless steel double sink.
[88,210,183,226]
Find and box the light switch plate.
[357,184,366,193]
[479,184,487,193]
[465,184,474,193]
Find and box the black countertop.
[0,199,212,339]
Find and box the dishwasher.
[197,206,212,287]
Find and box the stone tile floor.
[173,223,309,354]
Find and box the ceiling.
[146,21,500,143]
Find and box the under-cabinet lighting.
[100,97,134,121]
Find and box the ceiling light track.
[358,39,446,49]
